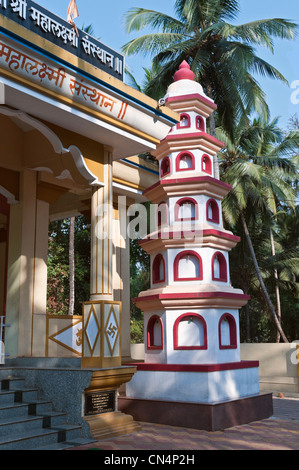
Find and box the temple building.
[0,2,273,446]
[0,0,179,443]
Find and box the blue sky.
[35,0,299,130]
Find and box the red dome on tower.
[174,61,195,82]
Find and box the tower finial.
[174,61,195,82]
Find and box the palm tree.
[122,0,297,176]
[274,206,299,300]
[68,216,75,316]
[218,117,299,342]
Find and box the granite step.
[0,423,83,450]
[33,437,96,451]
[0,377,26,390]
[0,375,94,450]
[0,410,67,436]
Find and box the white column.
[31,199,50,356]
[5,170,49,357]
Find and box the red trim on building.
[165,93,218,110]
[143,176,232,196]
[133,292,251,303]
[203,229,239,241]
[139,228,240,244]
[162,131,224,148]
[127,361,259,372]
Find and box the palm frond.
[122,33,184,57]
[225,18,298,50]
[175,0,240,23]
[122,7,183,34]
[124,67,142,92]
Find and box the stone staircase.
[0,374,95,450]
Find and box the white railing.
[0,316,10,365]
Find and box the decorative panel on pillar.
[82,301,121,368]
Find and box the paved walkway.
[72,397,299,451]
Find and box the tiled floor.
[72,397,299,451]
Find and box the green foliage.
[47,219,70,315]
[130,238,150,343]
[47,216,90,316]
[122,0,298,137]
[231,208,299,342]
[219,116,299,341]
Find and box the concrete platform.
[118,393,273,432]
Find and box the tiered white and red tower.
[122,62,272,430]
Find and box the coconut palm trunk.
[240,211,288,343]
[270,227,282,342]
[68,216,75,316]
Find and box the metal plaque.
[84,389,116,416]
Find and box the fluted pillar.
[82,147,121,369]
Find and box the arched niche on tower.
[175,151,195,172]
[201,154,212,175]
[196,116,205,131]
[157,201,168,228]
[218,313,237,349]
[174,197,198,222]
[152,254,166,284]
[206,198,220,224]
[177,113,191,129]
[147,315,164,350]
[174,250,203,281]
[212,251,227,282]
[160,156,171,177]
[173,313,207,350]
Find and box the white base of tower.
[125,361,259,404]
[120,361,273,431]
